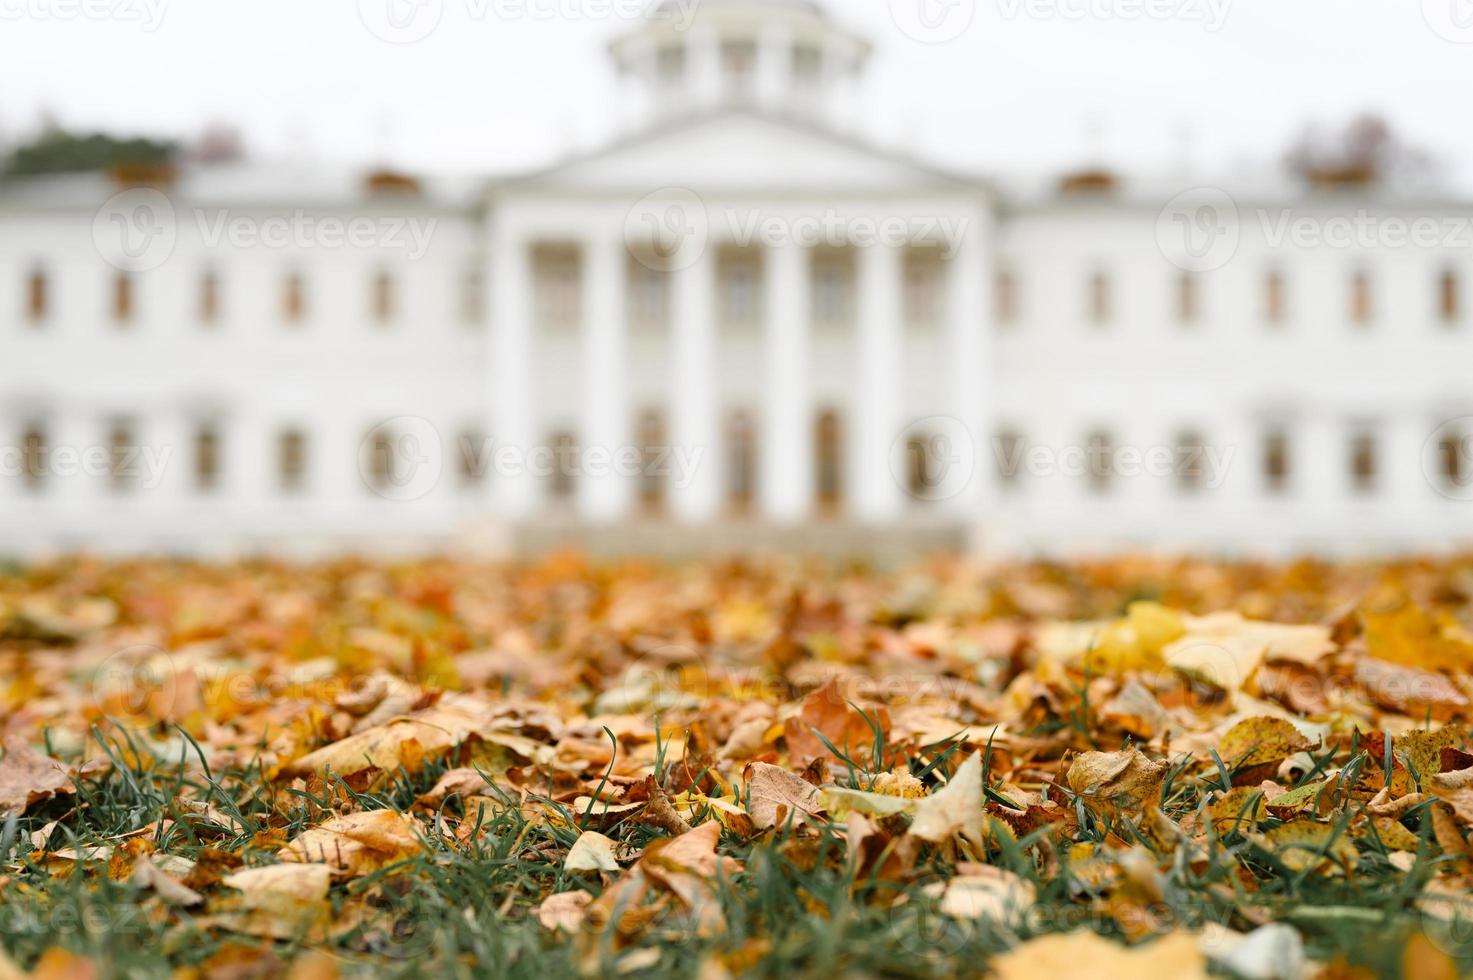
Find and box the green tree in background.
[2,128,178,179]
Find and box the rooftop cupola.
[608,0,871,128]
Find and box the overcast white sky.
[1,0,1470,186]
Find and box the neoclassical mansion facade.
[2,0,1472,559]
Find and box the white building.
[3,0,1472,560]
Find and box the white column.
[756,24,792,111]
[947,210,991,518]
[492,224,536,518]
[853,242,905,521]
[1298,411,1342,545]
[580,234,631,521]
[762,241,811,521]
[670,237,720,521]
[226,409,270,551]
[690,28,722,112]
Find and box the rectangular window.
[1350,431,1378,495]
[1088,270,1111,325]
[995,429,1023,491]
[1086,430,1113,494]
[1440,429,1467,491]
[534,246,581,330]
[718,248,761,329]
[1176,430,1206,494]
[1441,268,1460,326]
[903,250,945,328]
[200,270,220,325]
[793,45,823,88]
[1351,270,1373,326]
[463,268,485,326]
[995,269,1018,326]
[722,40,757,98]
[656,45,685,89]
[1265,269,1286,326]
[458,430,486,487]
[629,262,670,330]
[194,424,220,493]
[1264,429,1290,495]
[108,419,136,493]
[373,270,395,324]
[279,429,307,493]
[811,251,854,328]
[27,269,47,324]
[1177,273,1199,325]
[284,272,306,324]
[549,431,577,501]
[113,273,134,325]
[21,424,46,493]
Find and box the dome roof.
[653,0,827,15]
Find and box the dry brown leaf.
[991,930,1209,980]
[909,752,987,849]
[279,810,424,878]
[537,890,593,932]
[0,737,76,816]
[1067,748,1167,818]
[742,762,823,829]
[565,831,622,873]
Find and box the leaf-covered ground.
[4,555,1473,979]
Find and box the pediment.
[496,109,984,198]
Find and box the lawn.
[2,555,1472,979]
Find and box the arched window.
[727,410,756,514]
[815,410,843,515]
[637,410,667,515]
